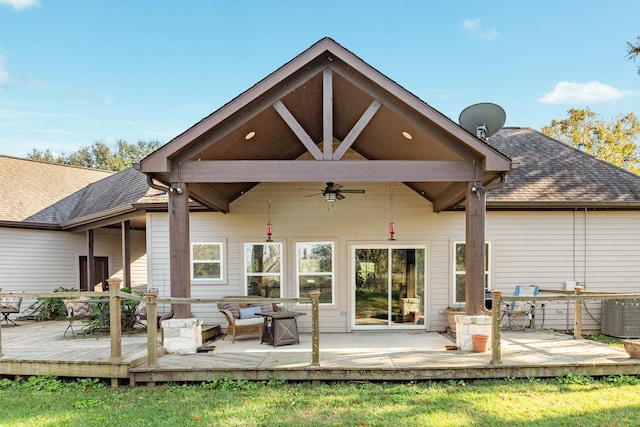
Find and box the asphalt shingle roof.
[486,128,640,206]
[0,155,113,223]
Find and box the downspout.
[145,175,175,321]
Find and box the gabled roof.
[137,37,512,212]
[485,128,640,209]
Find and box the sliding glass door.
[353,246,425,329]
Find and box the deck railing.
[490,288,640,365]
[0,287,320,368]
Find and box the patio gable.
[136,37,512,214]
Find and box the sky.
[1,0,639,158]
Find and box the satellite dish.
[458,103,506,141]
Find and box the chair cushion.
[0,297,21,312]
[234,317,264,326]
[221,303,241,319]
[239,306,262,319]
[249,302,273,314]
[64,301,92,319]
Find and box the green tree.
[541,108,640,174]
[627,36,640,75]
[28,139,161,171]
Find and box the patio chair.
[0,293,23,326]
[500,285,539,330]
[217,296,284,343]
[63,299,95,337]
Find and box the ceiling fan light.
[324,192,337,202]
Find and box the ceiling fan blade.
[326,182,342,192]
[339,189,365,194]
[336,193,346,200]
[305,192,323,198]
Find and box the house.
[2,38,640,334]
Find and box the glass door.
[353,246,425,329]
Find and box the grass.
[587,334,625,347]
[1,375,640,426]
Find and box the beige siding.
[146,183,640,333]
[0,226,147,310]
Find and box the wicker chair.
[217,296,284,342]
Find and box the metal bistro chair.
[500,285,539,330]
[0,294,23,326]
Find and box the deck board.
[1,320,638,385]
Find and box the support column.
[465,182,486,315]
[87,229,95,292]
[169,182,191,318]
[121,220,131,289]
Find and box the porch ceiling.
[137,38,512,213]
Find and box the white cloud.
[0,0,39,10]
[462,18,499,41]
[538,81,633,104]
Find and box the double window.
[244,242,282,297]
[296,242,334,304]
[191,242,224,282]
[453,242,491,305]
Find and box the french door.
[352,246,426,329]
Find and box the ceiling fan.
[307,182,365,202]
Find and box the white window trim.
[243,241,284,297]
[190,241,226,284]
[452,241,491,305]
[295,241,335,306]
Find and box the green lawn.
[1,374,639,426]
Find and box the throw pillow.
[239,306,262,319]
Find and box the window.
[244,242,282,297]
[453,241,491,305]
[296,242,334,304]
[191,242,224,282]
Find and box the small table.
[260,311,305,347]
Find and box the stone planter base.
[161,318,203,354]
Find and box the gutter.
[59,205,140,230]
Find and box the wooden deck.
[1,320,638,386]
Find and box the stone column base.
[161,318,203,354]
[455,315,492,351]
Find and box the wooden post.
[109,284,122,361]
[169,182,191,318]
[490,290,502,365]
[465,181,486,315]
[309,290,320,367]
[574,286,584,339]
[146,293,159,367]
[121,220,131,289]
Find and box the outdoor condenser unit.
[601,299,640,338]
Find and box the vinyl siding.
[0,226,147,310]
[146,183,640,333]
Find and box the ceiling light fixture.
[324,192,337,202]
[402,131,413,140]
[245,131,256,140]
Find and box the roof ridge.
[0,154,115,174]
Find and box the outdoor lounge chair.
[0,293,23,326]
[500,285,539,330]
[217,296,284,343]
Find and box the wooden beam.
[178,160,474,182]
[169,183,191,318]
[273,100,323,160]
[187,182,230,213]
[323,68,333,160]
[465,182,486,315]
[432,182,467,212]
[333,99,382,160]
